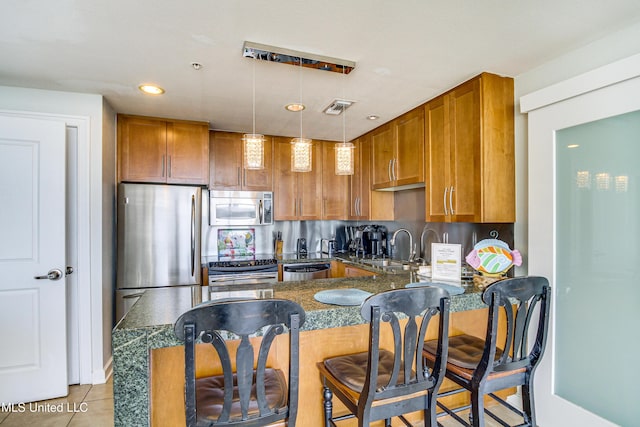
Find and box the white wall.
[513,21,640,275]
[0,86,116,384]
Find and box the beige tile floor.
[0,377,113,427]
[0,378,524,427]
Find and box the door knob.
[34,269,63,281]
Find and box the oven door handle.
[209,273,278,283]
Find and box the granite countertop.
[115,256,486,334]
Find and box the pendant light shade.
[335,142,355,175]
[291,138,312,172]
[290,57,312,172]
[243,133,265,169]
[334,65,354,175]
[244,60,265,170]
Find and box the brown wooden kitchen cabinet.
[118,115,208,185]
[425,72,514,223]
[349,135,394,221]
[209,131,274,191]
[273,137,323,220]
[371,106,425,190]
[321,140,349,220]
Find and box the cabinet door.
[166,121,209,185]
[425,96,449,222]
[344,265,376,277]
[298,142,323,220]
[243,136,274,191]
[322,141,348,220]
[349,136,370,219]
[209,131,242,190]
[448,78,481,222]
[273,138,297,220]
[370,123,395,189]
[395,107,424,187]
[118,116,167,183]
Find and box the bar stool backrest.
[174,299,305,427]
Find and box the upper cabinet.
[349,135,394,221]
[273,137,323,220]
[209,131,274,191]
[321,141,349,220]
[371,106,425,190]
[118,115,209,185]
[425,72,515,223]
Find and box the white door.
[0,114,68,403]
[526,71,640,425]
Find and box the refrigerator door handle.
[191,194,196,277]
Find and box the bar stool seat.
[195,368,288,422]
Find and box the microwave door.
[212,198,258,225]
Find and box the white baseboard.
[91,356,113,384]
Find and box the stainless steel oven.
[205,257,279,301]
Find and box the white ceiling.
[1,1,640,141]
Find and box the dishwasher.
[283,263,331,281]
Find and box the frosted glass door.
[554,110,640,426]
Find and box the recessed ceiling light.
[138,84,165,95]
[366,115,379,121]
[285,103,305,112]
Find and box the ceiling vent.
[323,99,355,115]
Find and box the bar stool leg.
[323,385,333,427]
[471,389,485,427]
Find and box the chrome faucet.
[419,227,441,264]
[390,228,415,262]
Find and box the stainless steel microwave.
[209,190,273,226]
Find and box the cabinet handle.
[449,186,455,215]
[388,159,393,182]
[356,197,360,217]
[168,156,172,177]
[237,167,241,186]
[393,158,397,181]
[161,155,165,177]
[443,187,448,216]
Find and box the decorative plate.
[405,281,465,295]
[314,289,373,306]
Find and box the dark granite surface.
[112,257,486,426]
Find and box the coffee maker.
[362,225,388,257]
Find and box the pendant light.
[335,66,354,175]
[243,59,265,169]
[291,57,312,172]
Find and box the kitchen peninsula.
[112,260,495,427]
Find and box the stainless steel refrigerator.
[115,183,201,322]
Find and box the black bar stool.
[317,287,451,427]
[174,298,305,427]
[423,276,550,427]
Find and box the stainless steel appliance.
[205,256,278,301]
[296,238,308,257]
[282,263,330,281]
[116,183,202,322]
[321,238,337,256]
[209,190,273,226]
[362,225,389,256]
